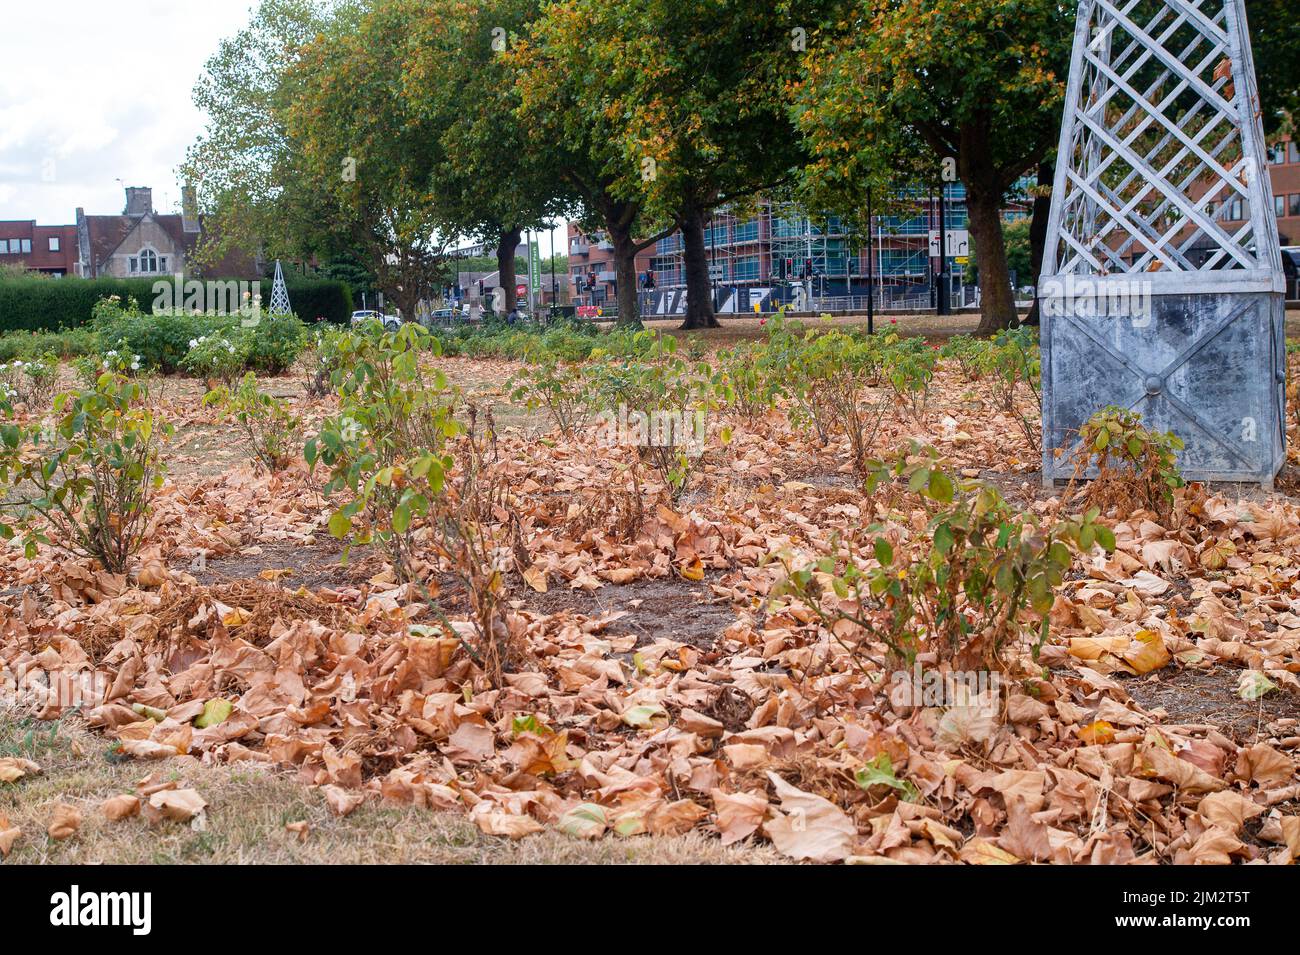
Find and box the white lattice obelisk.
[268,259,293,316]
[1039,0,1286,487]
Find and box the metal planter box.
[1039,0,1286,487]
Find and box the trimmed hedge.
[0,276,353,332]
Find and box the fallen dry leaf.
[148,788,207,822]
[762,772,855,863]
[48,802,83,841]
[101,794,141,822]
[0,757,41,784]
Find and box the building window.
[48,237,60,252]
[1290,194,1300,218]
[1227,198,1245,221]
[0,240,8,254]
[131,248,165,274]
[1277,196,1287,218]
[1290,142,1300,164]
[20,239,30,253]
[1270,144,1287,165]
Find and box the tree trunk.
[609,226,642,327]
[1023,161,1053,327]
[679,207,720,330]
[496,227,521,314]
[968,192,1017,337]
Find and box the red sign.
[516,284,528,299]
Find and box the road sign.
[528,241,542,305]
[929,229,970,258]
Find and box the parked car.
[425,307,457,326]
[350,310,401,332]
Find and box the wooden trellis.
[1040,0,1286,487]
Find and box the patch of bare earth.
[1121,666,1300,743]
[184,539,372,592]
[522,574,739,652]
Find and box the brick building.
[567,138,1300,314]
[1268,136,1300,245]
[1,186,257,280]
[0,220,79,275]
[75,186,258,280]
[565,191,1013,315]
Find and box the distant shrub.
[0,275,351,332]
[94,298,307,376]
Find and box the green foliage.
[855,753,918,801]
[782,327,934,473]
[1073,407,1184,518]
[989,327,1041,452]
[275,279,352,325]
[715,341,786,421]
[304,323,460,580]
[772,444,1114,670]
[94,299,307,376]
[245,313,309,374]
[939,334,989,382]
[181,331,250,387]
[0,373,171,572]
[793,0,1074,332]
[203,372,304,472]
[1247,0,1300,133]
[509,359,590,437]
[0,354,60,409]
[584,332,722,497]
[0,275,349,332]
[0,327,101,363]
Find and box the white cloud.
[0,0,257,223]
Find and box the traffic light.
[477,280,485,297]
[586,272,597,291]
[803,258,812,279]
[643,269,655,290]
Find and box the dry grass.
[0,712,783,865]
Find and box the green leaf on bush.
[328,511,352,539]
[927,470,954,503]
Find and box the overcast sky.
[0,0,262,224]
[0,0,568,253]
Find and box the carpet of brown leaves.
[2,351,1299,864]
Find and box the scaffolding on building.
[643,195,992,311]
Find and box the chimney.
[181,184,200,234]
[124,186,153,217]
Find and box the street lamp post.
[937,181,951,316]
[866,187,875,335]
